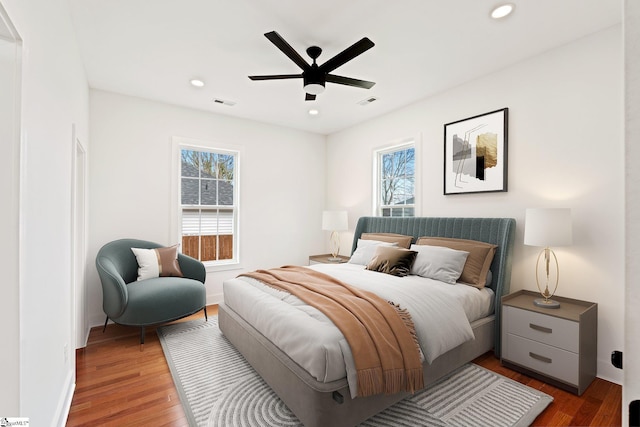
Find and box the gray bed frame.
[219,216,516,427]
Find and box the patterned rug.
[158,318,552,427]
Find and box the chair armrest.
[178,253,206,283]
[96,256,129,318]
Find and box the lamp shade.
[524,208,572,247]
[322,211,348,231]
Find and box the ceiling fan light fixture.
[304,82,325,95]
[491,3,514,19]
[250,31,375,100]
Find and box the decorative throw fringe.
[359,367,423,396]
[384,368,407,395]
[406,367,425,393]
[389,301,422,356]
[357,367,384,397]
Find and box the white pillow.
[348,239,398,265]
[410,244,469,284]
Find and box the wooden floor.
[473,352,622,426]
[67,305,622,426]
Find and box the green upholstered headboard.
[351,216,516,355]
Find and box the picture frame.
[444,108,508,195]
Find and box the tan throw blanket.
[239,266,424,397]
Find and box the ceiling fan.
[249,31,375,101]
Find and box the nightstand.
[501,290,597,395]
[308,254,350,265]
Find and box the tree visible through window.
[180,148,238,263]
[376,144,415,217]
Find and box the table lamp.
[524,208,572,308]
[322,211,348,262]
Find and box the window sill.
[204,260,242,273]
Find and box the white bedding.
[223,263,494,396]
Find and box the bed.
[219,216,515,427]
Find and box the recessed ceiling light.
[491,3,514,19]
[190,78,205,88]
[308,109,319,116]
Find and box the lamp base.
[326,257,343,262]
[533,298,560,309]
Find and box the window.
[375,142,415,217]
[179,146,239,265]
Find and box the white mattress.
[222,263,494,395]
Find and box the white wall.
[0,8,21,416]
[87,90,326,326]
[624,0,640,423]
[0,0,89,424]
[327,26,624,384]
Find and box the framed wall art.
[444,108,508,195]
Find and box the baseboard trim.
[55,370,75,427]
[207,292,223,306]
[597,358,623,385]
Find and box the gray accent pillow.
[348,239,397,265]
[409,244,469,284]
[416,237,497,288]
[365,246,417,277]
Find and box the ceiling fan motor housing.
[303,64,325,94]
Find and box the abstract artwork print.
[444,108,508,195]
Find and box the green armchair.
[96,238,207,344]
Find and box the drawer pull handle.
[529,323,552,334]
[529,352,552,364]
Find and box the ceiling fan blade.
[248,74,302,81]
[319,37,374,73]
[264,31,310,71]
[305,93,316,101]
[326,74,375,89]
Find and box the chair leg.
[203,306,208,322]
[139,326,145,352]
[102,316,109,333]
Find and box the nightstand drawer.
[503,305,579,352]
[504,334,579,385]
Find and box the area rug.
[158,318,552,427]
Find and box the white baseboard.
[597,358,623,385]
[89,312,107,330]
[55,370,75,427]
[207,292,223,307]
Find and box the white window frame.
[172,137,242,271]
[373,138,419,217]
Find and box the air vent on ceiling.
[212,98,236,107]
[357,96,378,106]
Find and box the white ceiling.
[68,0,621,135]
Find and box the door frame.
[71,123,89,348]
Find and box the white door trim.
[71,124,89,348]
